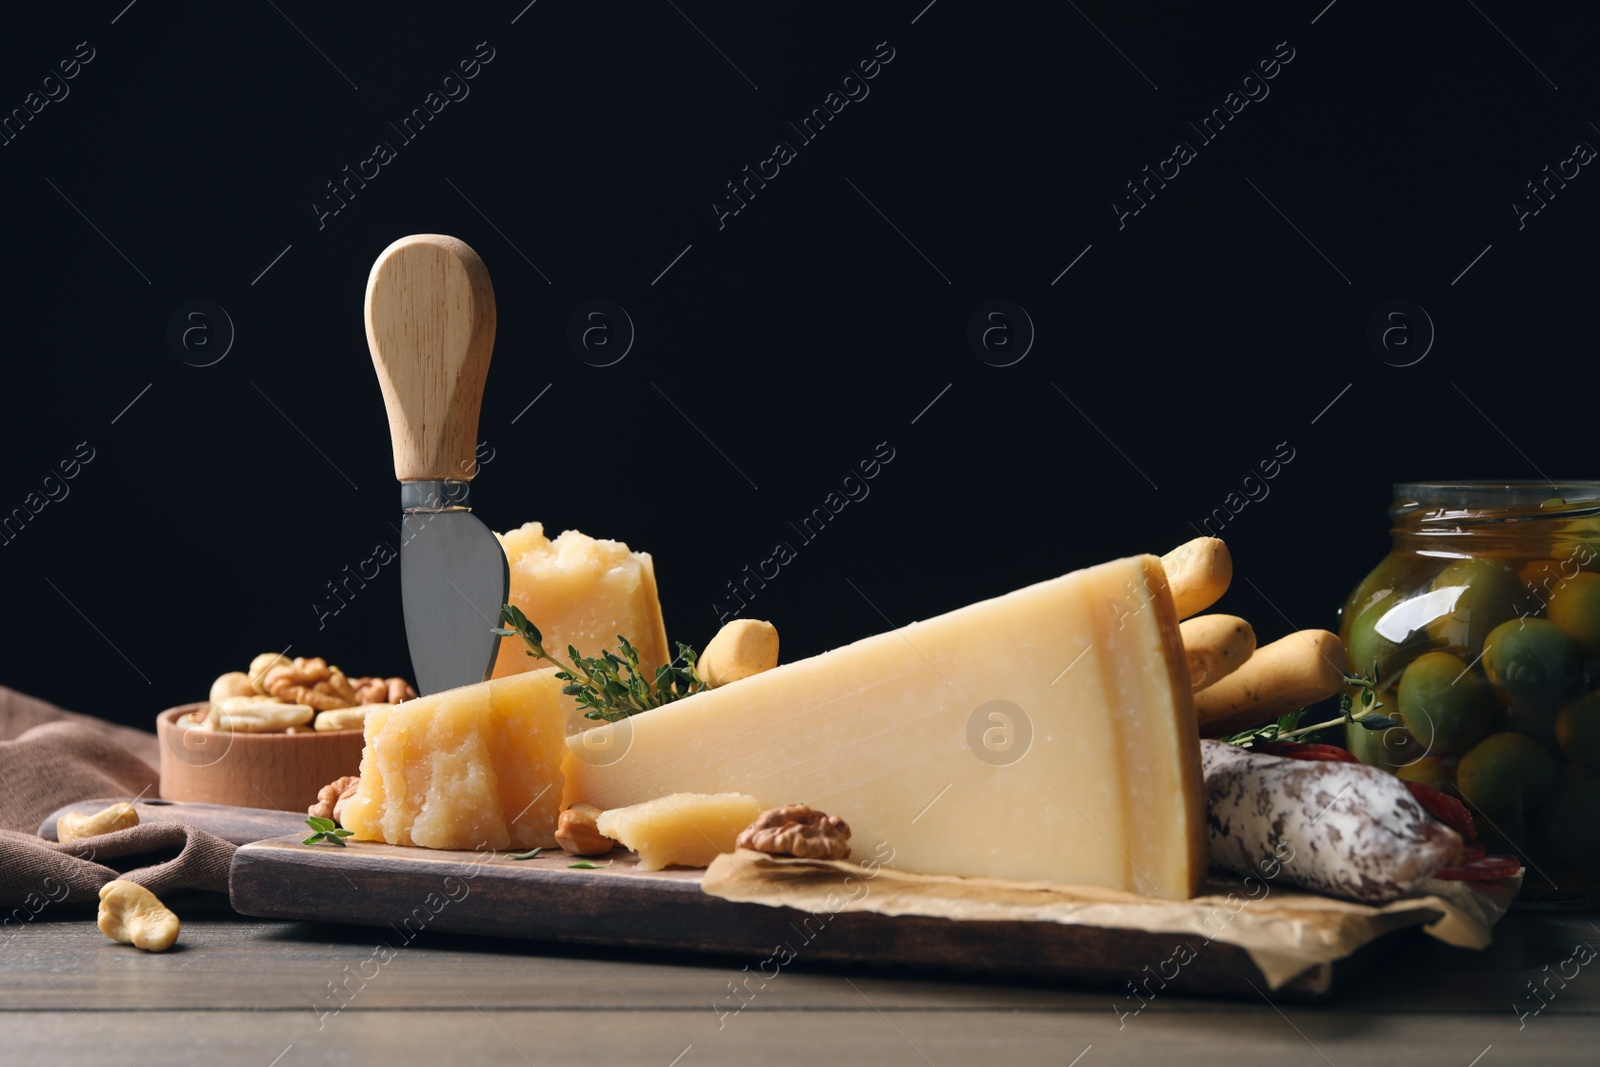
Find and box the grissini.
[698,619,780,688]
[1193,629,1345,735]
[1160,537,1232,619]
[1179,614,1256,691]
[1200,740,1463,903]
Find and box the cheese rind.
[342,669,567,850]
[491,522,670,736]
[595,792,762,871]
[565,556,1206,899]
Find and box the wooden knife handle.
[365,234,497,482]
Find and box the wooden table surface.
[3,904,1596,1066]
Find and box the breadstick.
[698,619,780,688]
[1161,537,1232,619]
[1180,615,1256,691]
[1193,629,1344,735]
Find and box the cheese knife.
[365,234,508,695]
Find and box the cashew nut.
[58,802,139,843]
[555,804,616,856]
[97,880,180,952]
[205,696,314,732]
[209,671,255,705]
[314,705,377,732]
[698,619,780,688]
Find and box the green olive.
[1345,593,1432,682]
[1547,571,1600,660]
[1457,732,1558,817]
[1425,559,1522,653]
[1343,554,1427,623]
[1515,559,1567,621]
[1347,709,1424,769]
[1396,651,1494,754]
[1483,618,1581,704]
[1533,773,1600,862]
[1554,515,1600,570]
[1556,692,1600,769]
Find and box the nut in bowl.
[157,653,416,812]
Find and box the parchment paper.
[701,849,1519,989]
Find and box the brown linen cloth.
[0,686,234,910]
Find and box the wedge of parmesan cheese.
[595,792,762,871]
[491,522,670,736]
[565,555,1207,899]
[341,668,566,851]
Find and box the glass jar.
[1339,483,1600,903]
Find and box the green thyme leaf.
[508,847,544,860]
[304,815,352,845]
[568,860,612,869]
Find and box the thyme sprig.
[492,605,705,723]
[1219,708,1307,749]
[1221,664,1397,748]
[303,816,353,846]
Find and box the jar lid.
[1392,482,1600,526]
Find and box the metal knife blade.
[365,234,505,695]
[400,493,509,695]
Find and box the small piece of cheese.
[491,522,671,735]
[342,669,567,851]
[595,792,762,871]
[565,555,1206,899]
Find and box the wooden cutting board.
[228,833,1388,1001]
[39,798,1394,999]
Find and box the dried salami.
[1200,740,1463,903]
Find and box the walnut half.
[264,657,356,711]
[309,775,361,825]
[736,804,852,861]
[349,676,418,705]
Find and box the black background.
[1,2,1591,728]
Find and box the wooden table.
[3,905,1595,1065]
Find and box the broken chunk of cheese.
[565,555,1206,899]
[342,669,566,851]
[596,792,762,871]
[491,522,670,735]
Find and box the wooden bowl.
[156,704,365,813]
